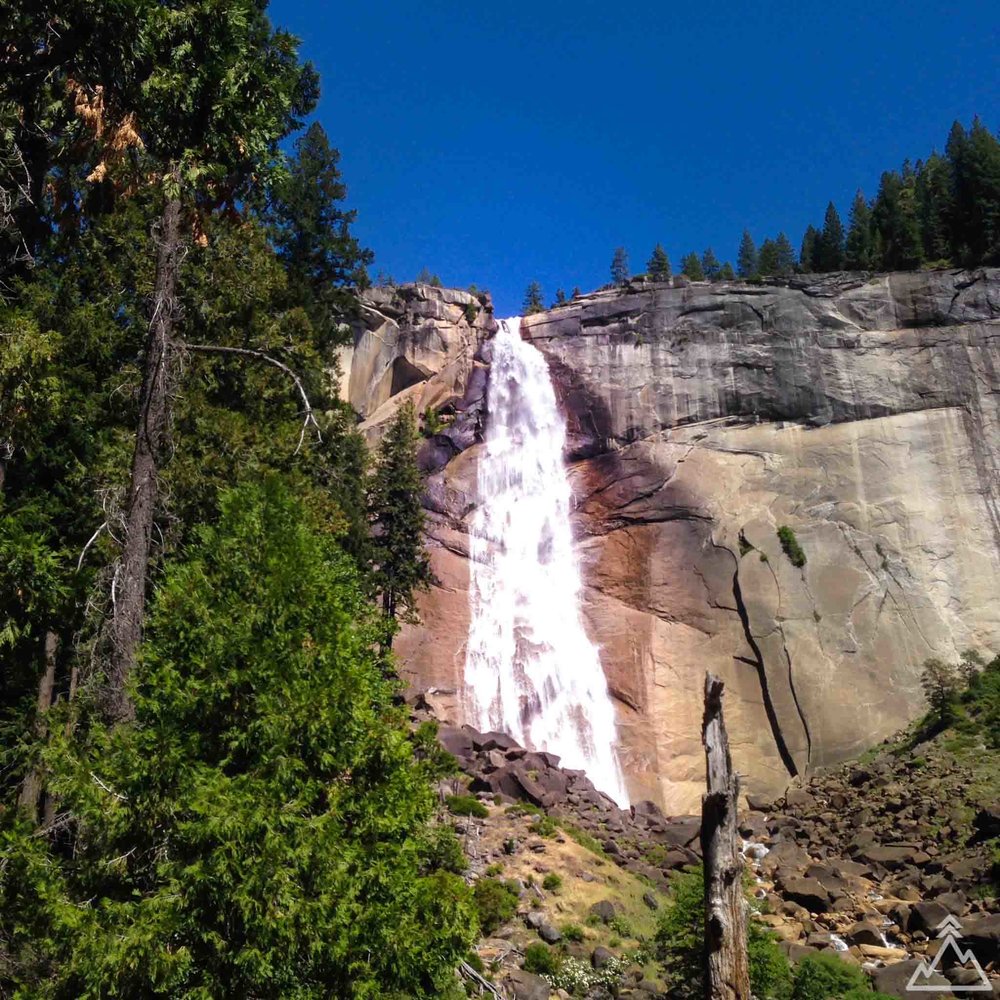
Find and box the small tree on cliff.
[647,243,672,281]
[611,246,630,285]
[368,402,432,640]
[737,230,758,278]
[522,281,545,314]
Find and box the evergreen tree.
[522,281,545,314]
[266,122,373,344]
[915,154,954,264]
[0,481,475,996]
[647,243,672,281]
[681,252,705,280]
[773,233,796,275]
[367,402,432,632]
[572,286,582,298]
[718,261,736,281]
[737,230,758,278]
[844,190,874,270]
[554,288,567,305]
[701,247,721,281]
[950,116,1000,265]
[872,170,923,270]
[799,225,820,272]
[757,238,779,276]
[611,246,630,285]
[815,201,845,271]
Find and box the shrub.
[472,878,519,935]
[446,794,489,819]
[791,952,868,1000]
[749,924,793,1000]
[542,873,563,891]
[485,863,503,877]
[523,942,560,975]
[546,955,630,993]
[610,915,634,937]
[463,302,477,324]
[921,657,963,729]
[561,923,585,942]
[529,815,558,838]
[777,526,806,567]
[420,824,468,874]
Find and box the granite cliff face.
[345,272,1000,812]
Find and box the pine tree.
[815,202,845,271]
[737,230,758,278]
[773,233,796,275]
[915,154,954,265]
[611,246,630,285]
[0,480,475,996]
[554,288,567,305]
[718,261,736,281]
[799,225,820,272]
[952,116,1000,265]
[647,243,672,281]
[872,170,923,270]
[681,252,705,280]
[367,402,432,633]
[266,122,373,343]
[701,247,721,281]
[844,190,874,270]
[757,238,779,276]
[522,281,545,314]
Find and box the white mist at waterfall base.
[464,317,629,808]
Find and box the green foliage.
[791,952,869,1000]
[846,189,875,269]
[472,878,519,935]
[921,657,963,728]
[799,225,820,272]
[681,251,705,281]
[522,281,545,314]
[657,864,799,1000]
[611,246,630,285]
[542,873,563,891]
[701,247,722,281]
[464,301,478,323]
[422,405,447,437]
[609,915,634,937]
[529,815,558,838]
[420,824,469,875]
[0,480,475,996]
[738,229,758,277]
[816,201,846,271]
[545,955,631,994]
[368,401,432,627]
[749,924,794,1000]
[523,942,560,975]
[561,923,585,942]
[647,243,672,281]
[777,526,806,568]
[446,793,489,819]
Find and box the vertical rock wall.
[346,271,1000,812]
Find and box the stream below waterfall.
[463,317,629,807]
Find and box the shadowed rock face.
[347,271,1000,812]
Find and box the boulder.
[591,946,615,969]
[589,900,617,924]
[507,968,552,1000]
[872,959,950,999]
[846,920,886,947]
[908,900,951,935]
[537,922,562,944]
[780,878,832,913]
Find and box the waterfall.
[464,317,630,807]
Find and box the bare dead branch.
[77,521,108,572]
[183,342,322,454]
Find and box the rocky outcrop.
[345,271,1000,813]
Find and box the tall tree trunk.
[17,630,58,822]
[105,195,182,722]
[701,673,750,1000]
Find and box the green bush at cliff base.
[472,878,520,935]
[446,793,489,818]
[777,525,807,567]
[656,866,889,1000]
[523,942,560,976]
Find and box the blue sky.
[269,0,998,315]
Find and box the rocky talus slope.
[343,272,1000,811]
[430,714,1000,1000]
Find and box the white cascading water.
[464,317,630,807]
